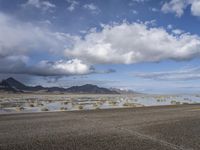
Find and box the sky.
[0,0,200,94]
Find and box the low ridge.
[0,77,119,94]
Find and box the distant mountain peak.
[0,77,24,92]
[3,77,26,89]
[6,77,17,81]
[4,77,23,83]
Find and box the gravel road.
[1,104,200,150]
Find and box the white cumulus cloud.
[30,59,94,76]
[65,22,200,64]
[161,0,200,17]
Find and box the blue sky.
[0,0,200,94]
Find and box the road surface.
[1,104,200,150]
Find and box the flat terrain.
[1,93,200,113]
[1,104,200,150]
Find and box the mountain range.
[0,77,120,94]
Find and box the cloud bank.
[0,12,93,76]
[0,57,94,76]
[65,22,200,64]
[1,11,200,78]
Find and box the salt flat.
[1,93,200,113]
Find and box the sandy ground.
[0,104,200,150]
